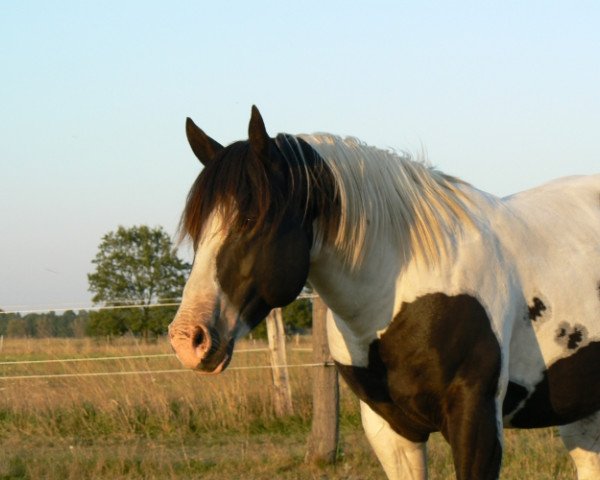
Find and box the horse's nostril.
[192,328,205,349]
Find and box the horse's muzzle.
[169,322,235,374]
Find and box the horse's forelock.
[178,138,315,248]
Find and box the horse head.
[169,106,328,373]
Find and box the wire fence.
[0,347,312,366]
[0,361,336,382]
[0,302,181,315]
[0,347,322,381]
[0,295,324,382]
[0,293,318,316]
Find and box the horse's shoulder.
[380,292,501,393]
[336,292,503,439]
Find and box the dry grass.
[0,337,577,479]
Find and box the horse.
[168,106,600,480]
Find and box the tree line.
[0,300,311,339]
[0,306,178,339]
[0,310,89,338]
[0,225,312,339]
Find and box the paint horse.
[169,106,600,479]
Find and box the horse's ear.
[185,117,224,166]
[248,105,269,158]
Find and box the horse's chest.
[335,292,502,442]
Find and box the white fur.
[560,412,600,480]
[170,213,250,369]
[361,401,427,480]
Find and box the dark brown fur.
[180,134,338,249]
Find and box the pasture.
[0,337,575,479]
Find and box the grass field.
[0,337,576,479]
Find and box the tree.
[282,298,312,333]
[87,308,129,337]
[6,318,27,338]
[72,311,89,338]
[0,310,10,335]
[35,313,56,338]
[87,225,189,339]
[55,310,77,337]
[250,297,313,340]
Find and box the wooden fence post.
[306,296,339,465]
[266,308,294,416]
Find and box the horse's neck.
[308,232,402,339]
[307,183,503,343]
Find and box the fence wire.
[0,293,318,315]
[0,348,312,366]
[0,361,335,381]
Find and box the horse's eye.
[242,217,256,227]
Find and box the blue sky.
[1,1,599,310]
